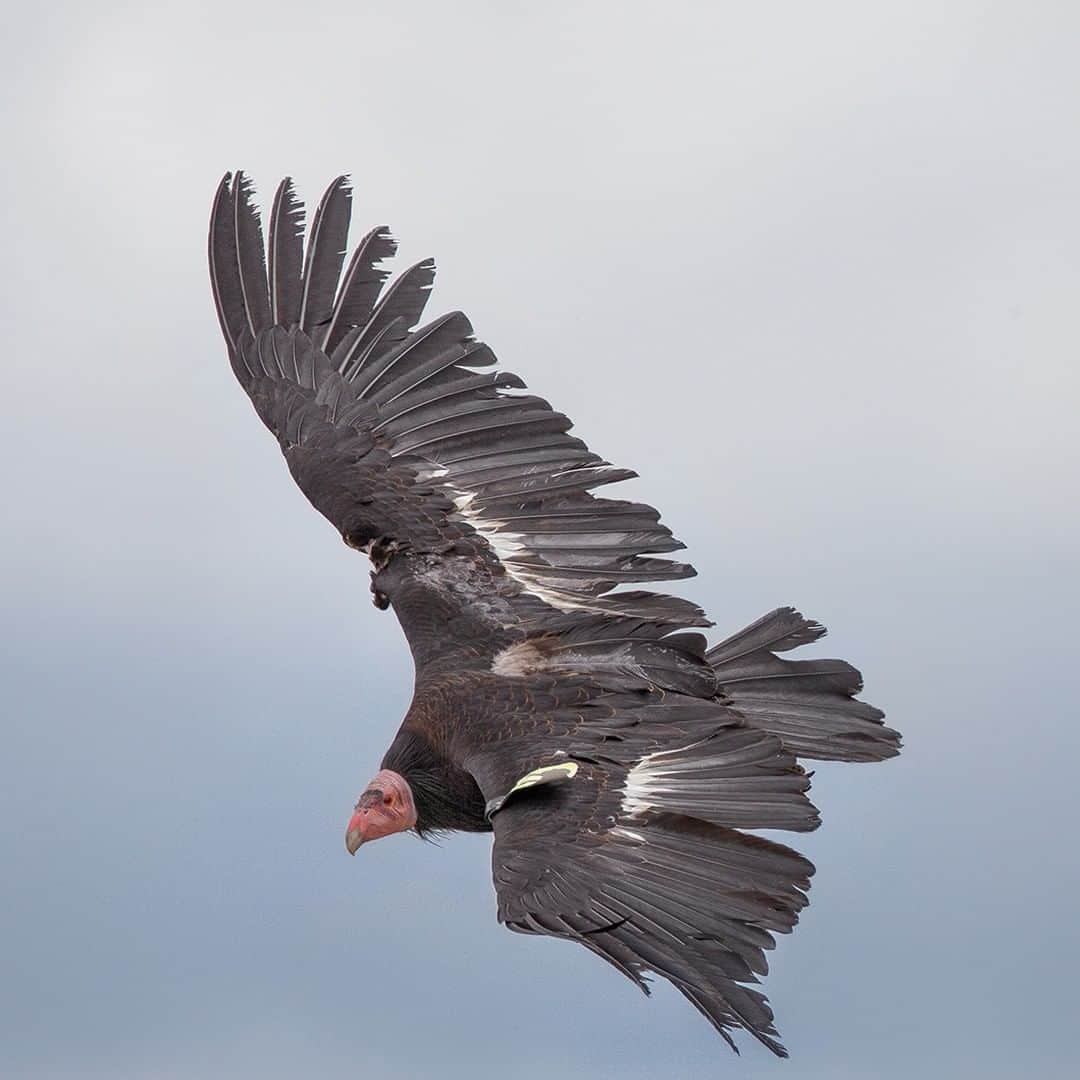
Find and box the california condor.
[208,173,901,1056]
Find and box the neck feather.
[381,728,489,835]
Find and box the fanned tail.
[708,607,900,762]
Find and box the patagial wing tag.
[485,761,580,819]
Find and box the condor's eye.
[383,794,395,806]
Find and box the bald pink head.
[345,770,417,854]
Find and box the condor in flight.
[209,173,900,1057]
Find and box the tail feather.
[708,608,900,763]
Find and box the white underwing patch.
[447,487,600,612]
[621,739,716,817]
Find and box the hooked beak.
[345,810,365,855]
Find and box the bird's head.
[345,769,417,853]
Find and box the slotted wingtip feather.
[268,177,305,327]
[231,170,271,338]
[323,224,399,355]
[349,258,438,363]
[208,172,245,354]
[299,175,353,341]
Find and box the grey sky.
[3,2,1078,1076]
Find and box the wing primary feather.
[208,173,245,355]
[444,456,605,489]
[428,445,600,479]
[346,258,436,361]
[299,175,352,341]
[332,263,441,383]
[434,432,588,464]
[465,466,639,503]
[230,171,272,338]
[340,318,404,381]
[351,311,472,399]
[321,225,397,354]
[392,409,573,456]
[373,371,526,426]
[267,177,304,327]
[370,341,497,406]
[378,393,551,441]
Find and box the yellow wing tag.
[485,761,580,819]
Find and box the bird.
[208,171,901,1057]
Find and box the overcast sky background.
[3,2,1078,1077]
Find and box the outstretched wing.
[210,172,706,671]
[465,603,897,1055]
[483,693,819,1058]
